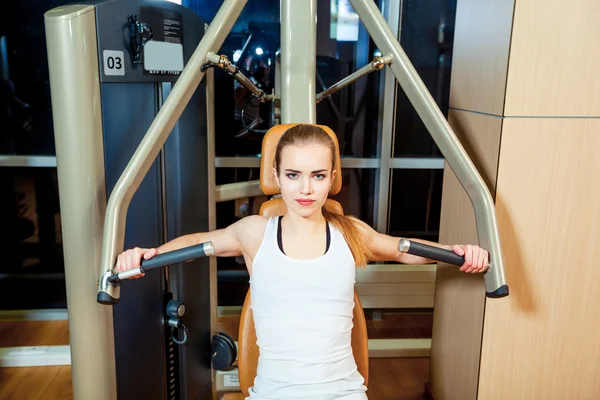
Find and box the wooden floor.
[0,359,429,400]
[0,312,432,400]
[0,366,72,400]
[367,358,429,400]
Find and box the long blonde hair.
[274,124,371,267]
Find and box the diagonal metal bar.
[350,0,508,297]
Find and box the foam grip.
[108,242,215,283]
[398,239,465,266]
[140,242,215,272]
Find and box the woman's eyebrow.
[283,169,328,174]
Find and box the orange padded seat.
[236,123,370,397]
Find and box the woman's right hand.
[115,247,159,279]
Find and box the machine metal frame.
[97,0,508,302]
[45,0,508,399]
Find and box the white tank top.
[246,216,368,400]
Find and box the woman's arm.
[350,217,488,273]
[115,215,264,275]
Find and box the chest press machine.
[45,0,509,399]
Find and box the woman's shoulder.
[343,215,373,235]
[234,215,271,263]
[237,214,270,232]
[336,214,377,245]
[234,215,275,243]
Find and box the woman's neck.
[282,209,326,235]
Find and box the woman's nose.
[300,178,313,194]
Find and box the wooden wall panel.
[504,0,600,116]
[429,109,503,400]
[449,0,515,115]
[478,119,600,399]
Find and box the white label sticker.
[223,373,239,387]
[103,50,125,76]
[143,41,184,74]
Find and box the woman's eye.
[314,174,326,180]
[286,173,297,179]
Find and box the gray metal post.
[350,0,508,297]
[280,0,317,123]
[204,22,219,398]
[44,5,116,399]
[374,0,401,234]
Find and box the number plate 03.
[103,50,125,76]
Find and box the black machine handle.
[107,241,215,284]
[398,239,465,266]
[397,239,507,299]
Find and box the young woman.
[115,124,489,399]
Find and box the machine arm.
[203,52,277,103]
[97,0,248,305]
[316,55,393,103]
[350,0,508,298]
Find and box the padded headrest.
[260,123,342,196]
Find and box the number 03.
[103,50,125,76]
[107,56,122,70]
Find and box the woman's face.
[274,143,337,218]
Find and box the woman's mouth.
[295,199,316,206]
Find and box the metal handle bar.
[106,242,215,284]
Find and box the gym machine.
[45,1,214,399]
[45,0,509,399]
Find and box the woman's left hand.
[451,244,489,273]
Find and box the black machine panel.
[91,0,204,83]
[94,0,211,399]
[162,82,212,400]
[102,83,168,399]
